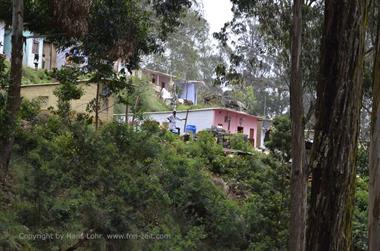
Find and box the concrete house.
[138,68,175,93]
[3,30,44,69]
[112,65,175,100]
[115,107,268,149]
[3,31,58,70]
[0,23,59,70]
[21,82,115,123]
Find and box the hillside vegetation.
[0,101,368,250]
[2,59,53,85]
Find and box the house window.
[224,115,229,122]
[237,126,244,133]
[161,82,166,89]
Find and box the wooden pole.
[95,83,100,130]
[183,109,189,133]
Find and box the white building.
[114,107,270,149]
[0,21,4,54]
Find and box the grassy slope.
[21,66,53,85]
[4,59,54,85]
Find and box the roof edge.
[114,107,267,120]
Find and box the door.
[249,128,255,146]
[43,42,57,70]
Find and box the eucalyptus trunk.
[289,0,307,250]
[369,9,380,251]
[306,0,367,250]
[0,0,24,179]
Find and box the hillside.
[3,59,54,85]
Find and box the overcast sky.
[202,0,233,35]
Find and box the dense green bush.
[0,98,370,250]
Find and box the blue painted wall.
[179,82,198,104]
[3,29,44,69]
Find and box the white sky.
[201,0,233,35]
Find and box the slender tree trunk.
[125,103,129,124]
[289,0,307,251]
[124,88,129,124]
[0,0,24,179]
[306,0,367,250]
[369,10,380,251]
[95,82,100,130]
[131,96,140,126]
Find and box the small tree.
[52,67,84,123]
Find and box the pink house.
[213,108,259,145]
[115,107,266,149]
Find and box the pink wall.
[213,109,258,145]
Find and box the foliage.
[357,143,369,177]
[19,98,41,122]
[52,67,84,121]
[0,0,192,71]
[114,76,170,114]
[21,67,53,85]
[0,94,370,251]
[229,85,257,115]
[0,0,193,157]
[0,102,294,251]
[144,7,220,84]
[175,103,214,111]
[353,176,368,251]
[1,59,53,85]
[214,0,323,119]
[229,133,254,152]
[265,115,292,162]
[0,55,8,88]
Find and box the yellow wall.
[20,82,115,123]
